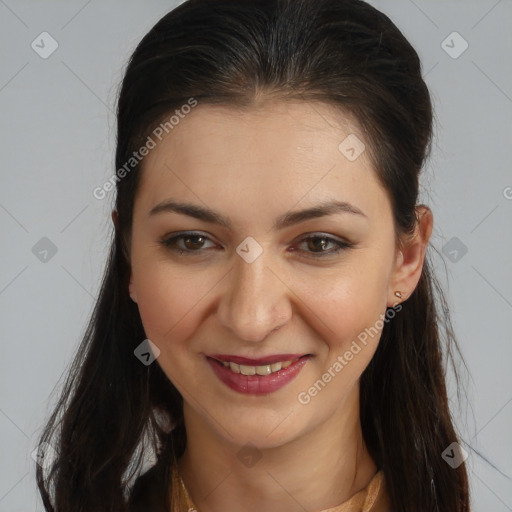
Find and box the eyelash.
[159,231,353,259]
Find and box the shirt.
[128,460,392,512]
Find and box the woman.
[36,0,471,510]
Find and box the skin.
[123,100,433,512]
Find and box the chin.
[216,407,310,451]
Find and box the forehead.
[134,100,391,223]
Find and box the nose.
[216,251,293,343]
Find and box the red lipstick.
[206,354,311,395]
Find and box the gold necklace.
[172,460,199,511]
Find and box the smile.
[206,354,311,395]
[220,359,297,375]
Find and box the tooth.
[229,362,241,373]
[256,364,272,375]
[240,364,256,375]
[225,359,299,375]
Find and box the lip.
[206,354,311,395]
[208,353,307,365]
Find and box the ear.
[129,270,138,304]
[387,205,433,307]
[112,209,137,303]
[111,209,119,229]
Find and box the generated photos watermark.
[297,304,402,405]
[93,97,198,200]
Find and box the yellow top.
[171,462,391,512]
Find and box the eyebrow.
[148,199,367,230]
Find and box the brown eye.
[294,234,353,258]
[160,232,217,255]
[182,234,206,250]
[306,236,331,252]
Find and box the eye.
[159,232,218,256]
[291,233,353,258]
[159,231,353,259]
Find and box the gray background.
[1,0,511,510]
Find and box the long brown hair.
[37,0,472,510]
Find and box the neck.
[177,384,378,512]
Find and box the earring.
[394,291,402,299]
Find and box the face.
[128,100,406,449]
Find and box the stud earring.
[394,291,402,299]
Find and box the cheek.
[297,260,390,370]
[132,262,213,344]
[302,260,389,332]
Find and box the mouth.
[209,354,309,375]
[205,353,312,395]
